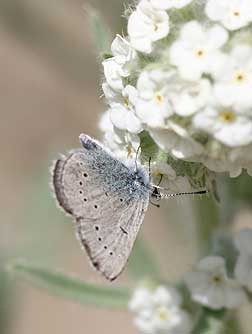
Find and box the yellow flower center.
[155,92,163,104]
[233,11,240,17]
[195,48,205,58]
[211,275,223,285]
[219,110,236,124]
[126,145,134,158]
[124,96,129,108]
[156,306,170,322]
[233,71,246,83]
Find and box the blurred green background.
[1,0,252,333]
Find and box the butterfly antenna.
[161,189,209,199]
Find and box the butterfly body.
[52,134,150,281]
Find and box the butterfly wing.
[52,135,149,280]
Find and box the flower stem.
[193,196,220,256]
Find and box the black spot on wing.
[120,226,128,235]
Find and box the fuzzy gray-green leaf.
[85,5,112,55]
[7,260,130,309]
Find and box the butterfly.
[52,133,207,280]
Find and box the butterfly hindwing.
[52,135,149,280]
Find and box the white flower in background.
[128,0,169,54]
[170,21,228,81]
[102,35,137,91]
[229,146,252,176]
[168,78,213,117]
[136,70,174,128]
[150,122,204,159]
[151,0,193,10]
[213,45,252,111]
[185,256,246,310]
[193,104,252,147]
[235,229,252,292]
[129,287,152,312]
[205,0,252,31]
[202,155,243,178]
[103,84,143,133]
[129,286,192,334]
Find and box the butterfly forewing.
[52,136,149,280]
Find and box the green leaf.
[7,260,130,309]
[127,238,160,280]
[192,309,227,334]
[193,309,242,334]
[139,130,160,162]
[85,5,112,55]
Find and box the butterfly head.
[133,165,150,188]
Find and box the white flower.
[193,105,252,147]
[229,146,252,176]
[168,77,213,117]
[185,256,246,310]
[129,286,192,334]
[102,35,137,91]
[151,161,177,184]
[150,122,204,159]
[103,84,143,133]
[111,35,137,76]
[150,162,195,193]
[136,70,174,128]
[202,154,243,177]
[102,58,124,91]
[151,0,193,10]
[128,0,169,54]
[170,21,228,81]
[205,0,252,31]
[213,45,252,111]
[108,128,141,161]
[235,229,252,292]
[129,287,153,313]
[151,161,176,190]
[99,109,114,133]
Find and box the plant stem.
[193,196,220,256]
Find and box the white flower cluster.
[129,285,192,334]
[100,0,252,179]
[185,228,252,310]
[128,229,252,331]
